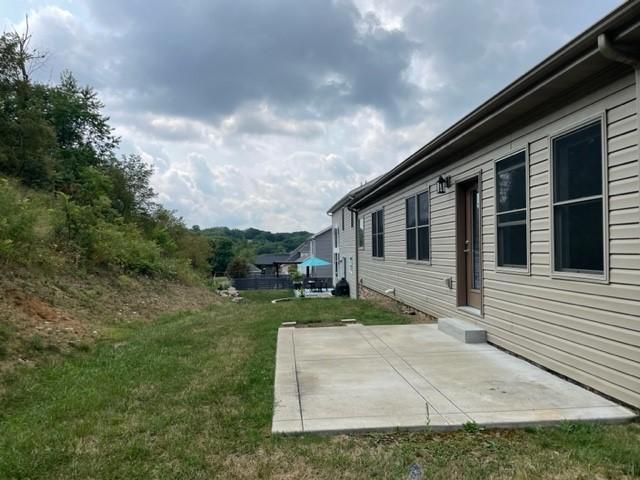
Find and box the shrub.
[175,231,212,272]
[0,178,53,265]
[225,256,249,278]
[0,323,11,359]
[288,264,302,282]
[87,219,162,274]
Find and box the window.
[334,253,339,278]
[350,211,354,228]
[357,217,365,249]
[405,192,429,261]
[495,151,527,268]
[371,209,384,257]
[341,208,345,230]
[333,227,338,248]
[552,120,604,274]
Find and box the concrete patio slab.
[272,324,635,435]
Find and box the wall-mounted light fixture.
[436,175,451,194]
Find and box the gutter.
[597,33,640,66]
[597,33,640,226]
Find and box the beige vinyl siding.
[342,208,358,297]
[330,208,358,297]
[358,72,640,408]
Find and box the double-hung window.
[552,120,604,275]
[357,217,365,249]
[371,209,384,257]
[495,151,527,269]
[405,192,429,261]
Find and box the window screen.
[552,121,604,274]
[372,209,384,257]
[495,151,527,268]
[406,192,429,261]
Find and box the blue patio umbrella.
[300,256,331,268]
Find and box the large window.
[552,120,604,274]
[371,209,384,257]
[357,217,365,249]
[405,192,429,261]
[495,151,527,268]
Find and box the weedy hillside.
[0,26,218,376]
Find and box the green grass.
[0,292,638,479]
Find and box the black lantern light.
[436,175,451,194]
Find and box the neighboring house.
[327,182,375,298]
[330,2,640,409]
[309,226,332,278]
[289,238,311,265]
[254,253,296,276]
[246,263,262,277]
[290,227,333,278]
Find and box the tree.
[225,256,249,278]
[0,27,55,188]
[108,154,156,219]
[288,263,302,282]
[208,237,234,274]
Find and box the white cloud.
[5,0,623,233]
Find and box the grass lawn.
[1,290,638,479]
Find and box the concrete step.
[438,317,486,344]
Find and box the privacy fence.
[231,275,333,291]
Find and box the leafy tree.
[0,23,216,281]
[225,256,249,278]
[0,28,55,188]
[108,154,156,219]
[208,237,234,274]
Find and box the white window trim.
[404,188,432,266]
[493,147,531,275]
[549,113,609,284]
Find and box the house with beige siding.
[330,2,640,409]
[328,182,376,297]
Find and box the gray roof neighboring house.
[288,236,312,261]
[247,263,262,274]
[312,225,332,237]
[254,253,298,266]
[289,226,332,261]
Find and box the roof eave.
[352,0,640,209]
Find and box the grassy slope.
[0,290,638,479]
[0,267,218,384]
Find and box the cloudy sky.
[3,0,621,232]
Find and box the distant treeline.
[200,227,311,274]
